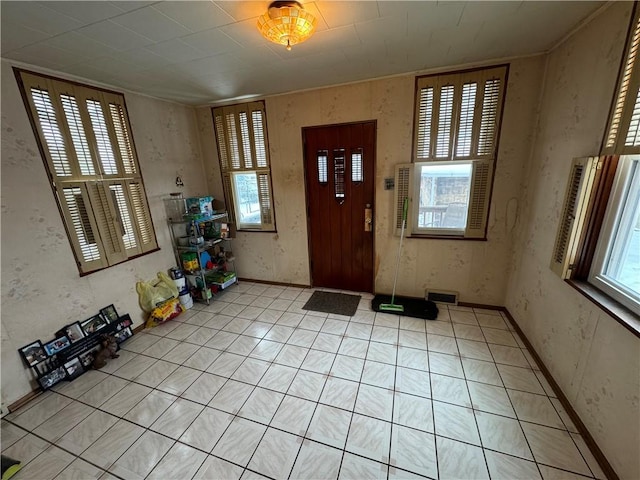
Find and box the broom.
[379,197,408,313]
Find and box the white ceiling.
[1,1,605,105]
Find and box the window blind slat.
[87,182,127,265]
[128,181,155,251]
[455,83,477,158]
[252,110,268,168]
[435,85,455,158]
[477,78,501,157]
[109,183,138,252]
[31,87,73,177]
[86,99,118,175]
[109,103,137,175]
[393,163,413,236]
[60,94,95,176]
[257,172,273,229]
[239,111,253,169]
[605,11,640,150]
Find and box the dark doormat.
[303,291,362,317]
[371,295,439,320]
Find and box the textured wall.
[0,60,208,407]
[199,57,545,305]
[504,3,640,479]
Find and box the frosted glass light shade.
[257,1,317,51]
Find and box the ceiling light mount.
[257,1,317,51]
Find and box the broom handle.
[390,198,408,304]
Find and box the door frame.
[301,120,377,292]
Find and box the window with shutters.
[394,65,508,238]
[212,101,276,231]
[551,6,640,322]
[16,69,158,275]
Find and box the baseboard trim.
[501,308,618,480]
[238,277,310,289]
[7,388,42,413]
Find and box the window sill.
[407,234,487,241]
[566,279,640,338]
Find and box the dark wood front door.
[303,121,376,292]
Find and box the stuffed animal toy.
[92,334,119,369]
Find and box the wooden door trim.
[301,120,377,292]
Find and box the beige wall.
[199,56,545,306]
[0,60,208,407]
[504,3,640,479]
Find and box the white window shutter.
[222,173,237,223]
[86,181,128,265]
[127,180,156,253]
[603,7,640,155]
[550,157,599,278]
[257,172,275,230]
[394,163,414,236]
[464,159,493,238]
[58,183,107,273]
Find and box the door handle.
[365,204,373,232]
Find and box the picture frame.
[64,357,84,381]
[43,336,71,356]
[19,340,47,367]
[113,327,133,344]
[38,366,67,390]
[79,349,97,368]
[114,315,132,332]
[80,314,108,335]
[100,304,119,324]
[64,322,85,343]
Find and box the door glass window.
[318,150,328,184]
[334,149,345,202]
[352,148,363,183]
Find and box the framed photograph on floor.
[80,314,108,335]
[19,340,47,367]
[64,358,84,381]
[79,349,97,368]
[113,327,133,344]
[64,322,85,343]
[38,366,67,390]
[100,304,119,323]
[43,336,71,356]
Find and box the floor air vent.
[425,289,459,305]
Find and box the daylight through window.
[213,102,275,231]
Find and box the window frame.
[212,101,276,232]
[411,159,474,236]
[15,68,158,276]
[395,64,508,240]
[588,155,639,315]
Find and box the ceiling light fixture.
[257,1,317,51]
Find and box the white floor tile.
[248,428,302,479]
[346,413,391,463]
[270,395,316,436]
[212,417,267,467]
[437,436,489,479]
[340,452,387,480]
[290,439,343,479]
[307,404,352,449]
[389,424,437,478]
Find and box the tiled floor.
[2,283,607,480]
